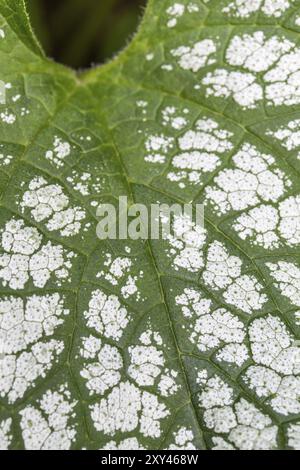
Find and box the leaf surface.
[1,0,300,450]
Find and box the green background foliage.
[28,0,146,68]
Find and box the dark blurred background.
[27,0,147,69]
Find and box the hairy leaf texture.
[0,0,300,450]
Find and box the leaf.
[1,0,300,451]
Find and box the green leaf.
[1,0,300,451]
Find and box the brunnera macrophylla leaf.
[1,0,300,451]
